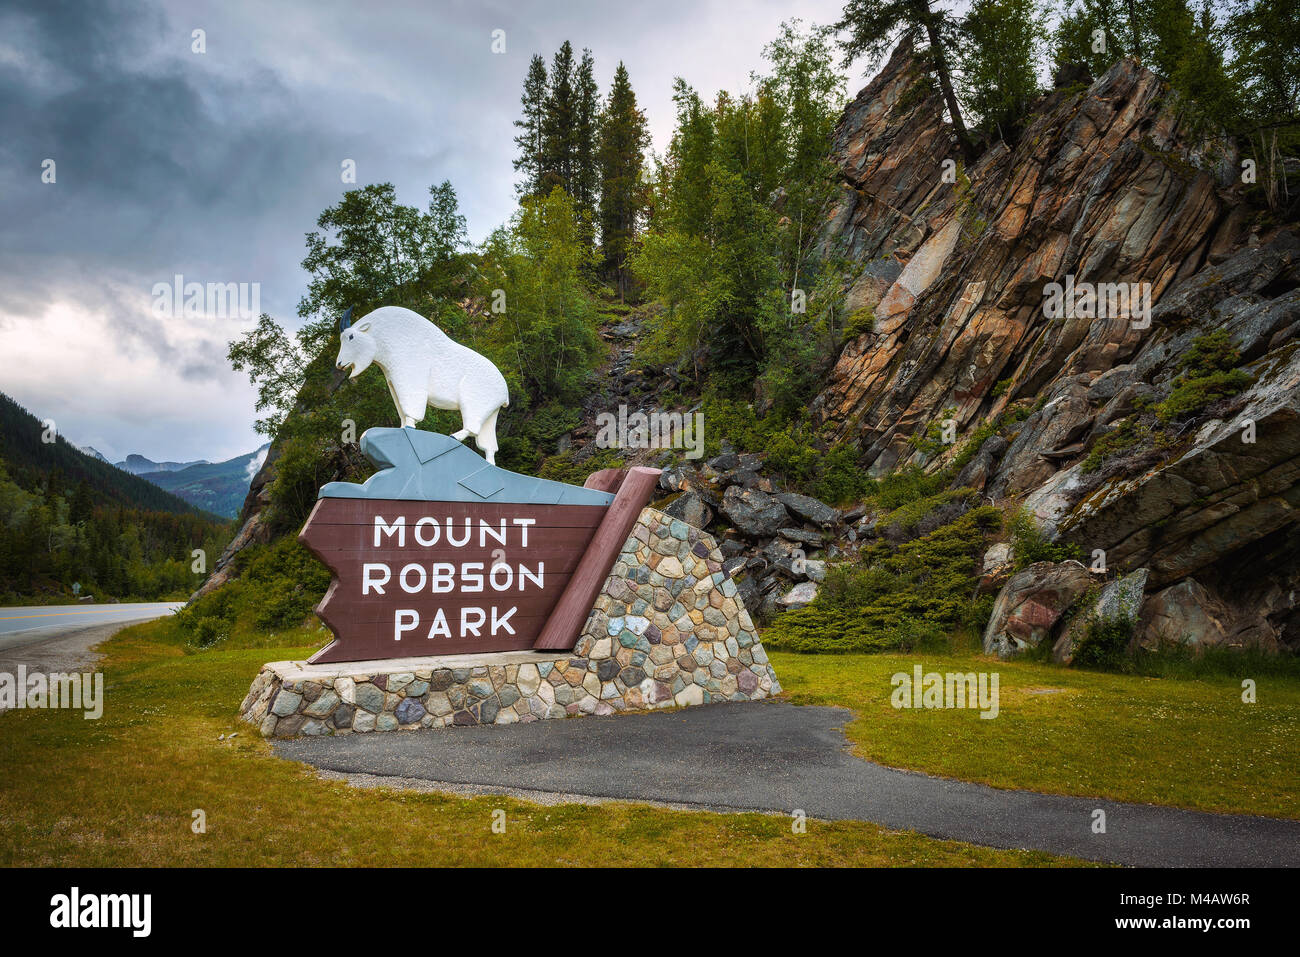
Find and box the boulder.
[954,434,1008,494]
[774,492,841,528]
[777,527,825,546]
[717,468,762,489]
[658,464,693,493]
[977,542,1014,595]
[777,581,819,609]
[664,491,712,530]
[720,486,790,538]
[983,561,1094,658]
[1136,579,1280,652]
[1053,568,1149,663]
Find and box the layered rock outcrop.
[810,43,1300,653]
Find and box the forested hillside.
[0,392,231,602]
[0,392,211,516]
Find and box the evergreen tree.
[1229,0,1300,208]
[513,55,549,198]
[1138,0,1197,79]
[540,41,577,194]
[572,48,601,230]
[661,79,716,236]
[958,0,1046,141]
[597,62,650,298]
[1051,0,1131,79]
[837,0,975,161]
[1165,1,1237,132]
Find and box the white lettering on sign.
[395,609,418,641]
[367,513,546,643]
[362,563,390,595]
[375,515,406,547]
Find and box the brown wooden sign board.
[301,498,607,662]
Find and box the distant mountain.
[116,453,208,475]
[137,445,269,519]
[0,392,209,517]
[79,445,111,463]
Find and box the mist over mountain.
[136,445,270,519]
[116,454,209,476]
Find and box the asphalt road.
[0,602,182,642]
[277,699,1300,867]
[0,603,182,688]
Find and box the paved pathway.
[276,699,1300,866]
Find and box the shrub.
[844,307,875,339]
[537,447,626,485]
[1071,605,1138,671]
[1081,418,1144,474]
[1155,368,1254,423]
[190,616,228,649]
[1009,510,1082,569]
[173,536,331,644]
[1154,330,1253,423]
[877,487,977,542]
[763,506,1003,653]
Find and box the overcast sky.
[0,0,859,463]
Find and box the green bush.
[877,487,977,540]
[1154,330,1253,423]
[844,306,875,339]
[190,616,228,649]
[1081,418,1144,474]
[763,506,1002,653]
[862,465,952,510]
[1071,606,1138,671]
[174,536,331,644]
[1009,510,1082,569]
[1155,368,1254,423]
[537,447,627,485]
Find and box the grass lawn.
[772,648,1300,819]
[0,618,1078,867]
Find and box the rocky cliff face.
[811,42,1300,655]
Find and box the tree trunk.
[921,15,975,165]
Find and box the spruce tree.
[958,0,1046,141]
[573,48,601,232]
[513,55,549,198]
[597,62,650,298]
[837,0,975,162]
[541,41,576,194]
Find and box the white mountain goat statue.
[334,306,510,464]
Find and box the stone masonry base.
[239,507,781,737]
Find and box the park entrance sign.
[300,427,659,663]
[239,305,780,737]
